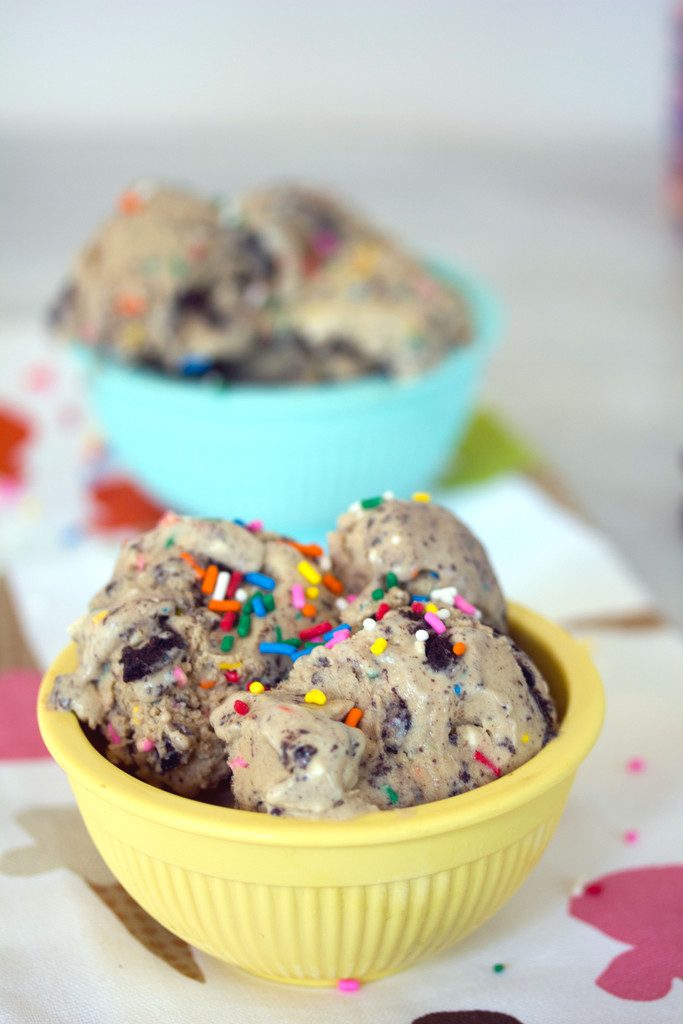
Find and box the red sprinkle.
[220,611,237,631]
[234,699,249,716]
[226,570,243,599]
[224,671,241,683]
[585,883,603,896]
[299,621,332,640]
[474,750,501,777]
[375,602,391,621]
[411,601,424,614]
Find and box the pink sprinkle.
[229,756,249,769]
[585,883,603,896]
[246,519,264,533]
[158,510,180,526]
[346,593,358,604]
[624,829,640,844]
[474,749,501,777]
[312,230,340,258]
[337,978,360,992]
[0,478,24,505]
[626,757,647,773]
[106,722,122,746]
[454,595,477,617]
[135,552,146,571]
[24,362,58,393]
[137,738,154,753]
[424,611,446,634]
[173,666,188,687]
[291,584,305,609]
[326,629,351,649]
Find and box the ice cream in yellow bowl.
[38,602,603,986]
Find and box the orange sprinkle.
[199,679,216,690]
[201,564,219,595]
[322,572,344,595]
[344,707,363,728]
[208,599,241,612]
[118,189,145,215]
[115,292,147,317]
[453,642,467,656]
[286,540,324,558]
[301,602,317,618]
[180,551,205,579]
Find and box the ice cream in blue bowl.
[54,182,501,536]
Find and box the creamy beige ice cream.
[50,497,556,814]
[51,181,472,383]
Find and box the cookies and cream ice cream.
[50,496,557,814]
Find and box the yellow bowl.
[37,603,603,986]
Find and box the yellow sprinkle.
[371,637,387,656]
[219,661,241,671]
[132,704,142,725]
[248,681,265,694]
[306,586,319,599]
[521,733,530,744]
[304,688,327,705]
[298,560,322,585]
[425,602,438,614]
[91,610,108,624]
[412,491,431,503]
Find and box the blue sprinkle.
[259,642,296,656]
[333,622,351,633]
[180,356,212,376]
[244,572,276,590]
[233,518,246,526]
[290,648,313,662]
[454,684,462,696]
[410,594,429,603]
[252,594,267,618]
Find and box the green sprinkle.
[237,614,251,638]
[371,587,385,601]
[263,592,275,612]
[164,536,175,548]
[492,963,505,974]
[220,635,234,652]
[385,571,398,589]
[275,625,283,643]
[361,496,383,509]
[366,668,379,680]
[242,596,253,614]
[284,636,302,648]
[384,785,399,805]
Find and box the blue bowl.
[75,264,501,536]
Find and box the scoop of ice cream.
[50,514,336,795]
[50,183,276,373]
[210,694,374,818]
[51,498,556,815]
[329,497,507,632]
[235,183,376,294]
[279,241,470,378]
[274,608,555,809]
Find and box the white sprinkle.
[431,585,458,604]
[319,554,332,571]
[437,607,451,620]
[368,550,380,563]
[212,570,230,602]
[335,597,348,611]
[415,629,429,641]
[362,618,376,631]
[349,501,361,513]
[390,534,401,545]
[383,490,395,500]
[235,587,248,602]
